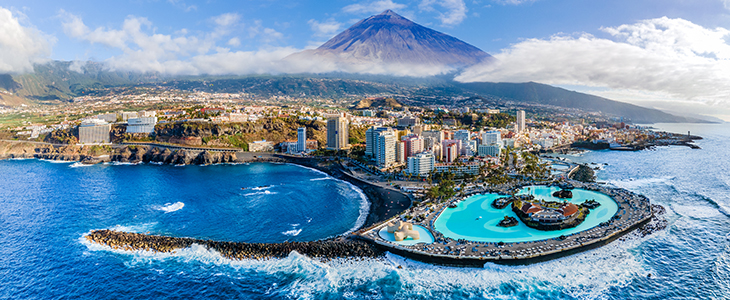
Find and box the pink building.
[442,139,462,162]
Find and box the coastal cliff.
[0,141,236,165]
[152,119,329,149]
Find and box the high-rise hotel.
[327,115,349,150]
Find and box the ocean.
[1,123,728,299]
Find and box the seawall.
[85,230,383,260]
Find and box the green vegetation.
[425,179,456,202]
[224,134,249,150]
[519,152,551,180]
[44,127,78,144]
[423,111,515,129]
[348,125,368,145]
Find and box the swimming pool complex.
[433,186,619,243]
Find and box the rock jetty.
[85,230,383,260]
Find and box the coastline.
[0,141,412,236]
[2,141,666,266]
[356,180,666,267]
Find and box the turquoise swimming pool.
[378,224,435,245]
[433,186,619,243]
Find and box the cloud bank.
[59,10,295,75]
[58,9,456,77]
[0,7,52,74]
[455,17,730,116]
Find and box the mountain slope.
[7,61,159,101]
[457,81,701,123]
[287,10,492,69]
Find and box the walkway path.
[121,142,240,153]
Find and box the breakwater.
[86,230,383,260]
[358,180,664,266]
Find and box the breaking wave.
[243,190,277,196]
[608,176,675,190]
[281,229,302,237]
[156,202,185,213]
[70,162,93,168]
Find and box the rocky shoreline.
[85,230,383,261]
[0,141,236,165]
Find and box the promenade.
[121,142,239,152]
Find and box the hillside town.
[0,92,698,184]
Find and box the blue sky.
[2,0,730,119]
[5,0,730,60]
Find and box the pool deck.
[355,179,654,267]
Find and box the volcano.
[286,10,492,71]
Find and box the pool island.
[356,179,658,266]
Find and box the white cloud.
[0,7,52,74]
[213,13,239,28]
[59,11,296,74]
[308,19,342,38]
[455,17,730,119]
[68,60,87,73]
[227,37,241,47]
[343,0,407,15]
[419,0,468,26]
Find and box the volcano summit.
[286,10,493,74]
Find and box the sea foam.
[156,202,185,213]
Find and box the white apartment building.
[481,130,502,146]
[407,152,435,177]
[79,119,111,144]
[126,117,157,134]
[376,130,396,168]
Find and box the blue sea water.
[1,123,730,299]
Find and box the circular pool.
[433,186,618,243]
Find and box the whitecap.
[70,162,93,168]
[339,180,370,236]
[112,161,142,166]
[156,202,185,213]
[310,177,333,181]
[78,227,648,300]
[282,229,303,236]
[251,185,274,191]
[243,190,277,196]
[40,159,74,163]
[608,176,675,190]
